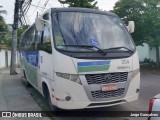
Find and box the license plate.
[101,84,118,91]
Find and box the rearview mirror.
[126,21,135,33]
[35,17,45,32]
[35,15,50,32]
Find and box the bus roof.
[51,7,117,17]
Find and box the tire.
[45,87,60,111]
[23,71,31,87]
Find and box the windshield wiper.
[105,47,133,53]
[63,45,107,56]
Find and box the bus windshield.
[52,12,135,52]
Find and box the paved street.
[0,68,160,120]
[0,69,50,120]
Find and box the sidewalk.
[0,69,50,120]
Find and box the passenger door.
[37,26,54,93]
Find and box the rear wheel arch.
[42,82,59,111]
[42,82,50,99]
[23,69,31,87]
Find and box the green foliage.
[0,6,7,32]
[0,32,12,47]
[113,0,160,66]
[113,0,160,47]
[0,6,28,48]
[0,6,11,47]
[0,17,7,32]
[58,0,98,9]
[143,57,153,63]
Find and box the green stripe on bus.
[21,58,38,87]
[78,65,110,72]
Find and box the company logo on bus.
[104,74,112,81]
[21,51,39,67]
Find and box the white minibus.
[19,7,140,110]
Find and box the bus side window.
[37,26,52,53]
[21,25,36,51]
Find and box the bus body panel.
[52,49,78,74]
[132,51,140,70]
[20,51,39,88]
[37,51,54,95]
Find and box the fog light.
[65,96,71,101]
[136,89,140,93]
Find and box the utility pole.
[10,0,19,75]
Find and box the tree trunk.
[5,50,8,68]
[156,46,160,68]
[10,30,18,74]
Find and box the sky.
[0,0,118,25]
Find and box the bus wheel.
[23,71,31,87]
[44,86,60,111]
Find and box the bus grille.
[85,72,128,85]
[91,88,125,99]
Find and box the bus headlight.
[56,72,82,84]
[128,69,140,80]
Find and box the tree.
[0,6,10,47]
[0,16,7,33]
[58,0,98,9]
[0,32,12,47]
[0,22,12,48]
[113,0,160,67]
[0,6,7,32]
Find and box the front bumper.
[52,73,140,110]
